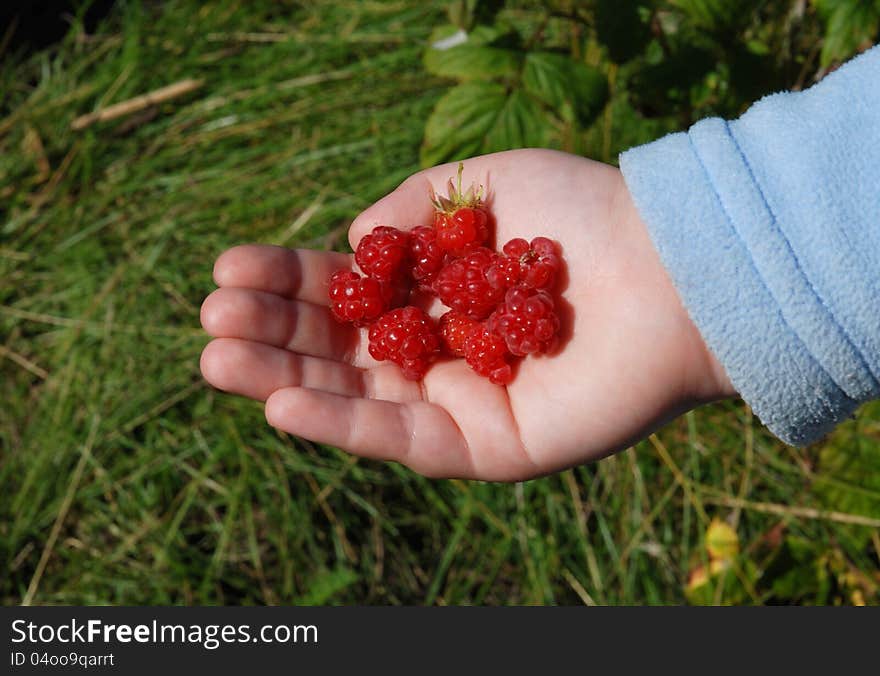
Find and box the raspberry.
[439,310,479,357]
[324,165,565,386]
[463,325,513,385]
[487,237,560,291]
[368,306,441,380]
[355,226,410,282]
[489,287,560,357]
[433,247,505,320]
[328,270,390,326]
[409,225,446,289]
[431,163,489,255]
[434,206,489,255]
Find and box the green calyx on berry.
[431,163,490,255]
[429,162,484,214]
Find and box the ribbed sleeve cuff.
[619,119,866,445]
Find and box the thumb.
[348,173,437,250]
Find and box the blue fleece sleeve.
[619,46,880,446]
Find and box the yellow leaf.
[705,518,739,562]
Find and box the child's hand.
[200,149,734,480]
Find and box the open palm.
[200,149,733,480]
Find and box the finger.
[201,338,423,403]
[349,174,437,249]
[200,338,366,401]
[213,244,351,305]
[201,287,365,364]
[264,387,474,478]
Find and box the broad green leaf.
[420,82,555,166]
[424,44,522,81]
[421,82,509,165]
[483,88,551,150]
[522,52,608,126]
[521,52,572,115]
[814,0,880,66]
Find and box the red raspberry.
[487,237,560,291]
[431,163,489,256]
[355,226,410,282]
[409,225,446,289]
[328,270,390,326]
[439,310,479,357]
[463,325,513,385]
[434,206,489,256]
[433,247,505,320]
[368,306,441,380]
[489,287,560,357]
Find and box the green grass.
[1,0,879,606]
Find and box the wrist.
[614,173,737,405]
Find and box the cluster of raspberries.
[328,165,563,385]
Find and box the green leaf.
[522,52,608,126]
[814,0,880,67]
[483,88,551,150]
[420,82,555,166]
[424,44,522,81]
[669,0,762,32]
[421,82,508,164]
[595,0,652,63]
